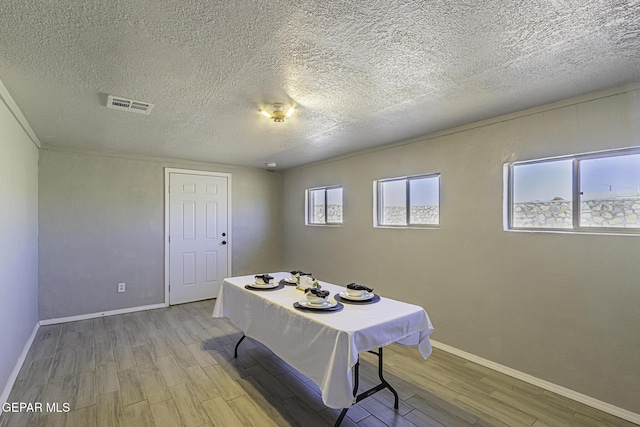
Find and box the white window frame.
[373,173,441,229]
[506,147,640,234]
[305,185,343,226]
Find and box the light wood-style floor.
[1,300,636,427]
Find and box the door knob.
[221,241,227,245]
[222,233,226,237]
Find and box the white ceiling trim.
[0,77,41,149]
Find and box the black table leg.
[376,347,399,409]
[234,334,246,358]
[334,347,399,426]
[334,361,359,427]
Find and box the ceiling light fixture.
[259,103,295,122]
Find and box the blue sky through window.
[513,154,640,203]
[410,176,439,206]
[580,154,640,196]
[381,180,406,207]
[382,176,439,206]
[512,159,572,203]
[326,187,342,205]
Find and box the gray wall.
[0,96,39,398]
[281,88,640,413]
[39,148,281,320]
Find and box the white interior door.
[169,172,229,305]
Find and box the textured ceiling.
[1,0,639,169]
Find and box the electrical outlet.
[117,282,125,293]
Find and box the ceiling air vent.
[107,95,154,115]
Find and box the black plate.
[245,283,284,291]
[293,301,344,313]
[334,294,381,305]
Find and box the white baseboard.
[39,303,167,326]
[1,322,39,410]
[431,340,640,425]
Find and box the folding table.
[212,272,434,426]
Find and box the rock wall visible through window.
[513,197,640,228]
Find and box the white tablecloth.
[212,272,434,409]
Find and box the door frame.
[164,168,233,306]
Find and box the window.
[375,173,440,227]
[306,185,343,225]
[508,148,640,233]
[511,159,573,229]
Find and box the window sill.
[374,225,440,230]
[505,228,640,236]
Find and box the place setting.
[293,288,344,313]
[245,274,284,291]
[280,270,313,287]
[334,283,380,304]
